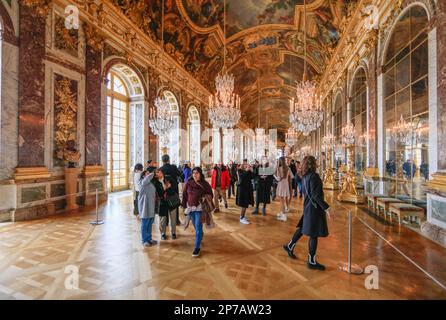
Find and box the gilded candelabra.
[337,123,364,204]
[322,134,338,190]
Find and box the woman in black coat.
[282,155,332,270]
[252,161,274,216]
[236,160,255,225]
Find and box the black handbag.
[166,192,181,210]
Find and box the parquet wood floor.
[1,190,446,300]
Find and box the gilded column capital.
[20,0,51,17]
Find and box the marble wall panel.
[85,43,102,165]
[437,1,446,171]
[17,4,46,167]
[0,42,19,179]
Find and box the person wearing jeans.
[182,167,213,257]
[138,169,158,247]
[189,211,203,250]
[211,162,230,212]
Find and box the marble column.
[85,42,103,166]
[367,46,378,169]
[437,2,446,171]
[17,4,47,169]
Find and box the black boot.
[252,207,259,215]
[307,254,325,271]
[283,244,296,259]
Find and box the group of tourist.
[133,154,332,270]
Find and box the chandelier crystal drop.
[149,96,174,147]
[208,0,241,129]
[341,122,356,146]
[289,82,324,137]
[285,127,299,147]
[208,73,241,129]
[322,133,336,151]
[288,0,323,136]
[393,115,414,145]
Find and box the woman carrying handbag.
[182,167,213,257]
[282,156,332,270]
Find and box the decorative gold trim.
[364,167,380,178]
[14,167,51,180]
[83,165,107,178]
[427,173,446,193]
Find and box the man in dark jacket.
[228,161,238,199]
[160,154,182,225]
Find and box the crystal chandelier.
[149,96,173,147]
[285,127,299,147]
[341,122,355,146]
[208,0,241,129]
[322,133,335,151]
[289,0,324,136]
[393,115,413,145]
[148,0,173,148]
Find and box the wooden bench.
[367,194,387,214]
[376,198,404,221]
[389,203,425,225]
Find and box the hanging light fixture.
[255,87,267,159]
[289,0,324,136]
[285,127,299,147]
[149,0,173,148]
[208,0,241,129]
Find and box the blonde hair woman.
[275,156,294,221]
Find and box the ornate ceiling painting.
[110,0,357,136]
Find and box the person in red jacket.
[211,162,230,212]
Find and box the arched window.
[383,5,429,198]
[187,105,201,167]
[159,91,180,165]
[350,68,367,173]
[106,71,130,192]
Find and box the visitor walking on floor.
[211,162,230,212]
[252,158,274,216]
[228,160,238,199]
[183,162,192,183]
[283,155,332,271]
[133,163,144,216]
[236,160,255,225]
[159,178,179,240]
[182,167,213,257]
[138,168,158,247]
[295,160,303,198]
[275,156,294,222]
[160,154,183,225]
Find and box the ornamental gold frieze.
[56,0,211,105]
[21,0,52,17]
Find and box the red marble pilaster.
[368,46,378,168]
[17,4,46,167]
[85,42,103,166]
[437,2,446,170]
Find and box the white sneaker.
[277,213,287,222]
[285,207,290,213]
[240,217,250,225]
[276,212,283,218]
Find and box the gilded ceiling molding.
[56,0,211,105]
[84,23,104,51]
[20,0,52,17]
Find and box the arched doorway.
[159,90,180,165]
[187,105,200,167]
[105,64,145,192]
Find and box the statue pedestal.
[65,167,79,211]
[337,192,365,204]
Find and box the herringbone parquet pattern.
[0,190,446,300]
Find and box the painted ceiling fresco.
[110,0,358,134]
